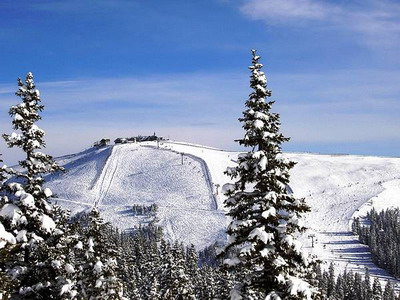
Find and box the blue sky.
[1,0,400,163]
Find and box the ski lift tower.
[308,234,316,248]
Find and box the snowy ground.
[46,143,226,249]
[146,141,400,284]
[47,140,400,285]
[286,153,400,284]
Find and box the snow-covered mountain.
[45,140,400,285]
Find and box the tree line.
[352,208,400,278]
[315,263,397,300]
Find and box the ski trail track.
[93,145,122,207]
[184,153,218,210]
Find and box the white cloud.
[240,0,400,49]
[1,68,400,164]
[0,73,247,164]
[241,0,331,21]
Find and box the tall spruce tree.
[3,72,63,193]
[78,208,125,299]
[220,50,316,299]
[363,268,372,299]
[372,277,382,300]
[326,263,335,298]
[160,241,196,300]
[0,72,77,298]
[383,281,395,300]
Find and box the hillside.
[46,140,400,284]
[46,143,226,249]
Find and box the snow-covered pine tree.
[0,72,78,298]
[372,277,382,300]
[149,277,161,300]
[3,72,63,194]
[0,156,8,185]
[383,281,395,300]
[159,241,196,300]
[363,268,372,299]
[345,271,358,299]
[117,234,141,299]
[0,221,16,299]
[78,208,125,299]
[138,237,161,298]
[186,244,200,295]
[0,153,16,299]
[326,263,335,298]
[220,50,316,299]
[353,272,363,300]
[334,274,345,299]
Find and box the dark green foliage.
[363,268,372,299]
[353,208,400,277]
[131,204,158,216]
[383,281,395,300]
[86,221,232,300]
[314,264,397,300]
[372,277,383,300]
[75,209,125,299]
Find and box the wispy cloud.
[0,73,247,163]
[240,0,400,49]
[241,0,331,21]
[1,68,400,163]
[272,69,400,145]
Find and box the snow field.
[148,141,400,285]
[286,153,400,279]
[351,179,400,227]
[47,140,400,286]
[45,146,113,211]
[46,143,225,249]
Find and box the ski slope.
[46,143,226,249]
[145,141,400,284]
[46,140,400,285]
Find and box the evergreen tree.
[353,272,363,300]
[160,242,196,300]
[0,155,15,299]
[383,281,395,300]
[3,72,63,193]
[139,238,160,298]
[186,244,200,295]
[118,234,141,299]
[197,265,216,299]
[0,241,15,299]
[345,271,356,300]
[220,50,316,299]
[334,274,345,300]
[149,277,161,300]
[372,277,382,300]
[0,72,78,298]
[319,270,329,297]
[77,208,125,299]
[326,263,335,298]
[362,268,372,300]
